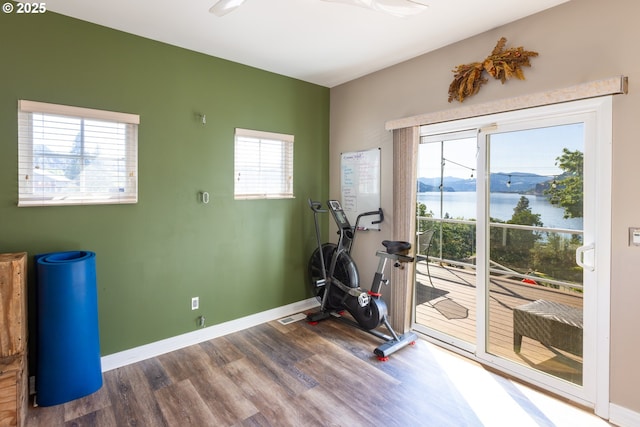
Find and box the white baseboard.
[101,298,319,372]
[609,403,640,427]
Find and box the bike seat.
[382,240,411,255]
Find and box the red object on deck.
[522,278,537,285]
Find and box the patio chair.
[417,229,436,286]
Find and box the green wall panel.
[0,9,329,355]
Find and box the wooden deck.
[414,261,583,385]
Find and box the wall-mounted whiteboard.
[340,148,381,230]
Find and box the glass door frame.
[413,97,612,416]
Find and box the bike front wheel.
[307,243,359,310]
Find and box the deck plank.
[414,261,583,381]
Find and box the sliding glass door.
[413,97,612,410]
[481,121,586,387]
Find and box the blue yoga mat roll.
[36,250,102,407]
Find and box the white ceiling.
[38,0,569,88]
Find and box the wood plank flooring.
[26,314,609,427]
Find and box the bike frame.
[307,199,418,360]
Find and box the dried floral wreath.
[448,37,538,103]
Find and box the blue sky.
[418,123,584,179]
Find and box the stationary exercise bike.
[306,199,418,360]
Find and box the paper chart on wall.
[340,148,381,230]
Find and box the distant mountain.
[417,176,473,192]
[418,173,552,194]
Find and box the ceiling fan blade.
[322,0,428,17]
[209,0,246,17]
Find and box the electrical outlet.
[191,296,199,310]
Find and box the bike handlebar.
[308,198,327,213]
[308,198,384,226]
[356,208,384,225]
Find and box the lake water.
[417,192,583,230]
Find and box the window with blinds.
[234,128,294,200]
[17,100,139,206]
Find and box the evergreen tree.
[509,196,542,227]
[490,196,542,271]
[547,148,583,219]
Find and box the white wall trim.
[609,403,640,427]
[101,298,320,372]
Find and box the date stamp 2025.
[3,2,47,14]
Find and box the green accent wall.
[0,10,329,355]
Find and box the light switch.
[629,228,640,246]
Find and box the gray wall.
[330,0,639,415]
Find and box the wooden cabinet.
[0,253,27,427]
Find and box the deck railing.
[417,216,584,292]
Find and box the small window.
[234,128,294,200]
[18,100,139,206]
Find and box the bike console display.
[327,200,352,230]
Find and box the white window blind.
[18,100,139,206]
[234,128,294,200]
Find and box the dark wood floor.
[26,314,607,427]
